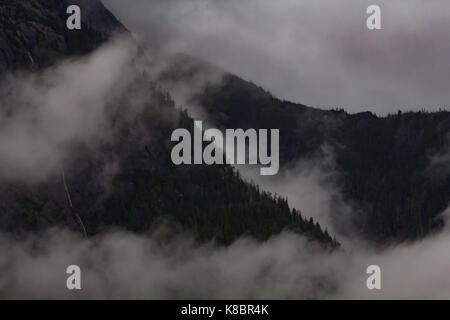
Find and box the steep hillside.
[0,0,337,247]
[0,0,125,73]
[183,71,450,242]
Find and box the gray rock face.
[0,0,126,74]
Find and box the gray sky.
[103,0,450,115]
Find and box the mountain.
[162,59,450,243]
[0,0,125,73]
[0,0,337,247]
[4,0,448,247]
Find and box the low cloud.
[0,25,448,299]
[235,144,356,245]
[104,0,450,115]
[0,228,341,299]
[0,36,141,183]
[2,212,450,299]
[428,133,450,179]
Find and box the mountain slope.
[0,0,337,247]
[0,0,125,73]
[176,69,450,242]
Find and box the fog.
[1,207,450,299]
[0,30,449,298]
[103,0,450,115]
[428,133,450,180]
[0,36,141,183]
[235,145,358,247]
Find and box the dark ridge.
[0,0,127,74]
[0,1,338,248]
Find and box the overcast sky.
[102,0,450,115]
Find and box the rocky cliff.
[0,0,126,73]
